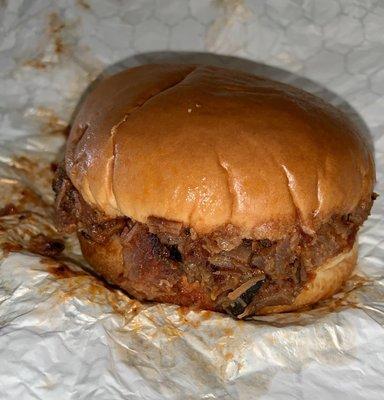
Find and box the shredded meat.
[53,165,374,317]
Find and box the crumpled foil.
[1,1,384,399]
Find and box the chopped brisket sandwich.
[53,64,376,318]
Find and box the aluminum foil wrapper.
[1,1,384,398]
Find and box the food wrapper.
[1,1,384,398]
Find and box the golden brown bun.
[258,242,357,315]
[66,64,375,239]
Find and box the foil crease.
[0,1,384,399]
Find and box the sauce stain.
[223,327,234,337]
[28,234,65,257]
[10,155,57,206]
[1,233,65,258]
[26,107,69,136]
[41,259,85,279]
[201,310,213,320]
[1,242,23,256]
[0,203,18,217]
[174,307,216,328]
[40,258,146,326]
[77,0,90,9]
[23,59,48,70]
[48,13,66,55]
[23,12,73,69]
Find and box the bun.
[65,64,374,240]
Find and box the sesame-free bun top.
[65,64,375,239]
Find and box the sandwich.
[53,64,376,318]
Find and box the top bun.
[65,64,375,240]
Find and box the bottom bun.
[258,241,357,315]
